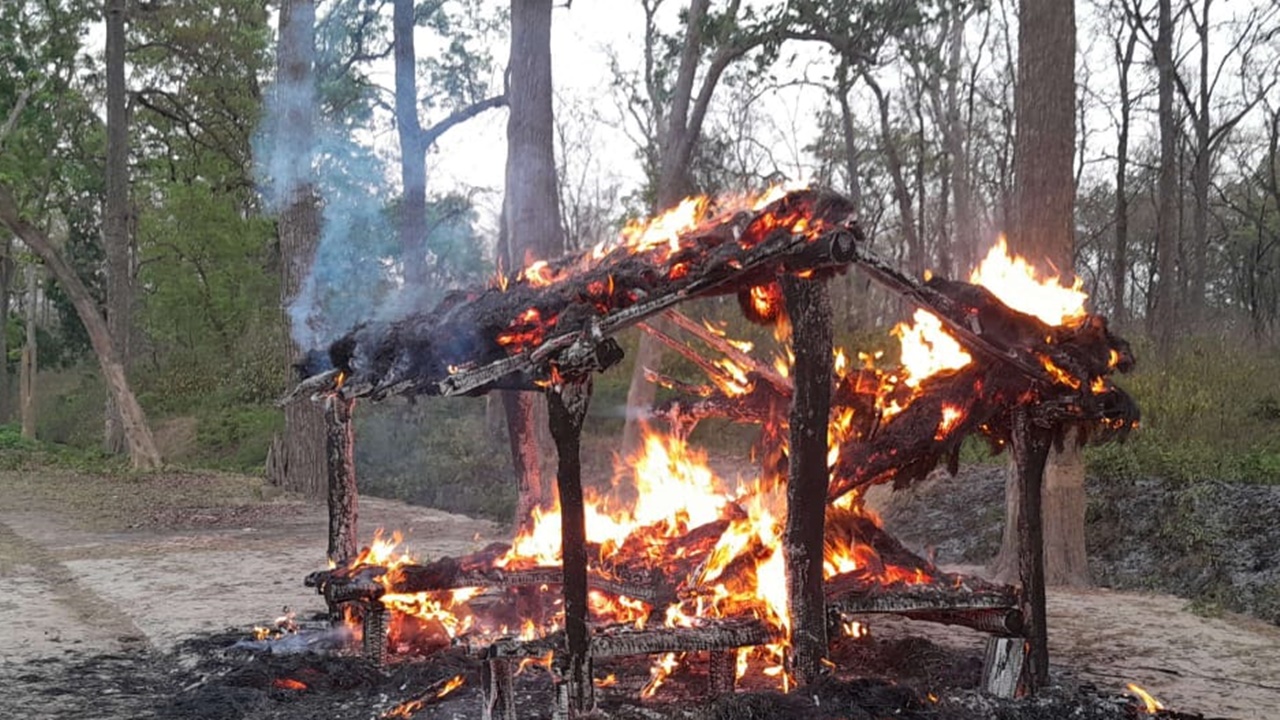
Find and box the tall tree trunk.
[863,71,924,278]
[21,263,36,439]
[944,2,975,274]
[104,0,131,455]
[393,0,429,288]
[621,0,709,459]
[1112,25,1137,325]
[991,0,1088,588]
[503,0,564,525]
[1187,0,1212,326]
[0,185,161,467]
[268,0,327,495]
[0,237,12,423]
[1150,0,1178,357]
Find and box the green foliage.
[0,421,118,472]
[193,405,283,472]
[356,400,516,521]
[1086,336,1280,484]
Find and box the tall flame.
[970,238,1088,326]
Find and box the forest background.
[1,0,1278,527]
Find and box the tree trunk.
[0,185,161,468]
[864,71,924,278]
[104,0,131,455]
[944,3,975,275]
[1150,0,1178,358]
[393,0,429,288]
[1112,25,1137,325]
[1187,0,1211,326]
[269,0,327,495]
[991,0,1088,588]
[21,263,36,439]
[621,0,714,457]
[502,0,565,524]
[0,238,12,423]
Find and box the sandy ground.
[1,470,1277,719]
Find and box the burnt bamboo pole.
[781,275,833,685]
[324,394,358,566]
[1012,407,1051,692]
[547,381,593,714]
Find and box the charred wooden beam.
[475,617,779,660]
[325,395,358,567]
[547,381,592,716]
[781,275,833,686]
[903,608,1024,636]
[1013,407,1051,693]
[826,577,1019,614]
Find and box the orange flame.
[1126,683,1165,714]
[970,238,1088,326]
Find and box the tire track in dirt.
[0,517,150,661]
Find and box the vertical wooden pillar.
[1012,408,1051,692]
[547,381,593,715]
[780,276,833,685]
[482,658,516,720]
[325,394,359,566]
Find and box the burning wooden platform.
[290,187,1138,719]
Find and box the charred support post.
[1012,408,1052,692]
[362,602,388,668]
[781,275,833,685]
[547,381,594,716]
[708,650,737,695]
[325,395,358,566]
[482,658,516,720]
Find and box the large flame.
[970,238,1088,326]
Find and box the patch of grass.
[1086,336,1280,484]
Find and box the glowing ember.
[273,678,307,691]
[935,404,964,440]
[1125,683,1165,713]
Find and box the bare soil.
[1,468,1277,719]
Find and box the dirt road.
[1,469,1276,718]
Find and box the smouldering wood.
[475,617,779,660]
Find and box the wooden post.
[708,650,737,695]
[1012,408,1051,692]
[780,275,833,685]
[325,394,358,566]
[362,602,388,668]
[547,381,593,716]
[482,658,516,720]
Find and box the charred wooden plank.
[474,617,779,660]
